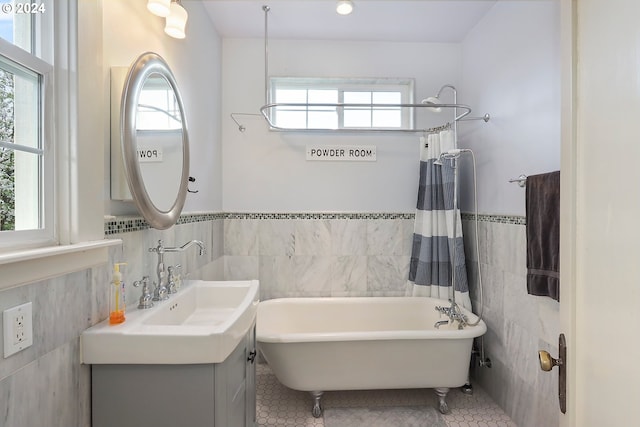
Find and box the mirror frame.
[121,52,189,230]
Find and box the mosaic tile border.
[223,212,416,220]
[461,212,526,225]
[105,212,525,235]
[104,213,227,235]
[104,216,149,235]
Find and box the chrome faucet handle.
[152,271,169,301]
[133,276,154,309]
[167,266,177,294]
[148,239,164,253]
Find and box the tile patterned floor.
[256,363,517,427]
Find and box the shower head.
[421,96,442,113]
[434,149,472,166]
[422,85,458,114]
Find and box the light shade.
[147,0,171,17]
[164,1,188,39]
[336,0,354,15]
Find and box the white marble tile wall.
[0,218,224,427]
[0,269,99,427]
[2,213,556,427]
[462,218,560,427]
[0,213,413,427]
[223,217,415,300]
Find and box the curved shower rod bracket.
[230,112,262,132]
[460,113,491,123]
[426,84,491,123]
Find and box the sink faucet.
[133,276,153,309]
[149,240,206,301]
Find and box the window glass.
[0,0,53,246]
[137,76,182,131]
[372,91,402,128]
[273,89,307,128]
[0,55,43,232]
[0,0,33,53]
[344,91,372,128]
[308,89,337,129]
[270,77,413,130]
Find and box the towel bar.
[509,174,527,187]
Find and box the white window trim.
[0,0,117,287]
[0,239,121,290]
[269,77,415,131]
[0,38,55,251]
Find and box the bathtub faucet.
[434,320,449,329]
[149,239,206,301]
[435,301,468,329]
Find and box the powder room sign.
[136,147,164,163]
[306,145,377,162]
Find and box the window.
[0,1,54,250]
[269,77,414,130]
[137,77,182,131]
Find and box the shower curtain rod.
[229,4,491,133]
[231,107,488,133]
[258,102,479,133]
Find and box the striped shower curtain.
[407,129,472,310]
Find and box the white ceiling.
[197,0,497,43]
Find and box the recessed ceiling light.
[336,0,354,16]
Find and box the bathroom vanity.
[91,327,256,427]
[81,279,260,427]
[93,50,259,425]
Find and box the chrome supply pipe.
[434,149,484,330]
[263,5,270,105]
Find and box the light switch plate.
[3,302,33,358]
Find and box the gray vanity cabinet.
[91,327,256,427]
[215,326,257,427]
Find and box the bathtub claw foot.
[461,382,473,395]
[310,391,324,418]
[434,387,450,414]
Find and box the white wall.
[221,38,461,212]
[459,1,561,216]
[458,3,562,427]
[103,0,223,216]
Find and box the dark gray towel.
[526,171,560,301]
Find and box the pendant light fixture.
[147,0,171,17]
[336,0,354,15]
[164,0,188,39]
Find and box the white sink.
[81,280,259,364]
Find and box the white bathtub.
[257,296,486,416]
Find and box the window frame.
[0,0,121,291]
[268,77,415,131]
[0,36,54,251]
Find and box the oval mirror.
[121,52,189,230]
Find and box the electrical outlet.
[3,302,33,358]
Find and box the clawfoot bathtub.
[256,296,486,416]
